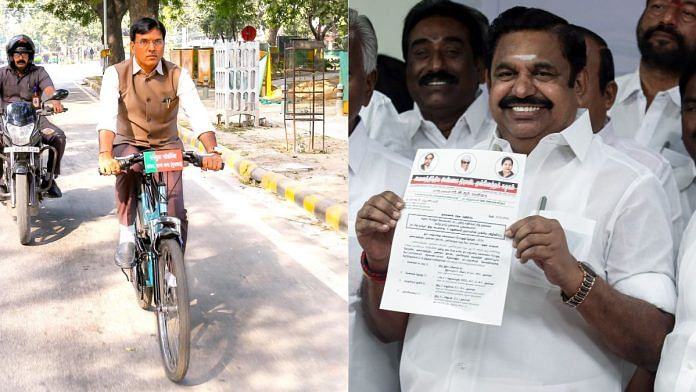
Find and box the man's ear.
[484,68,491,90]
[365,70,378,105]
[574,68,589,101]
[603,80,618,110]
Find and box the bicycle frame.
[135,171,183,309]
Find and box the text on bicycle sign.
[144,149,184,173]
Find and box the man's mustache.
[498,96,554,110]
[643,24,684,44]
[419,71,459,86]
[16,60,26,65]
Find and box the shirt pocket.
[510,210,596,289]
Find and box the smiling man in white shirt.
[368,0,494,159]
[356,7,676,391]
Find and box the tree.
[260,0,346,44]
[8,0,185,65]
[0,0,103,57]
[303,0,346,42]
[129,0,158,20]
[194,0,258,42]
[9,0,128,65]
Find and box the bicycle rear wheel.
[156,238,190,382]
[131,202,152,309]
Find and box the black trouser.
[38,117,66,176]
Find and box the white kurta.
[599,119,685,258]
[656,212,696,392]
[349,118,412,392]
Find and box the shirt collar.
[132,58,164,76]
[615,68,642,104]
[616,67,681,107]
[486,109,594,162]
[349,117,368,174]
[407,87,488,139]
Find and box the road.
[0,63,347,391]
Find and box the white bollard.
[336,83,343,115]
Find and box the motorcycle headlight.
[6,123,35,145]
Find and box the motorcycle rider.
[97,17,223,268]
[0,34,66,198]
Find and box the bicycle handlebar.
[114,150,224,171]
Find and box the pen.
[538,195,547,212]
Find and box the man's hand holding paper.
[506,215,583,296]
[356,192,405,271]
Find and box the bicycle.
[115,149,219,382]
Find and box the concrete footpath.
[85,77,348,233]
[179,127,347,232]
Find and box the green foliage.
[260,0,346,42]
[194,0,259,41]
[7,0,101,26]
[2,0,103,52]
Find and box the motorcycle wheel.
[156,238,190,383]
[16,174,31,245]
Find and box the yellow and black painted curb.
[178,127,348,233]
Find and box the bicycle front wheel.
[155,238,190,382]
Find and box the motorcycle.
[0,89,69,244]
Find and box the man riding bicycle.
[97,17,223,269]
[0,34,66,198]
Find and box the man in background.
[348,8,411,391]
[368,0,494,159]
[609,0,696,213]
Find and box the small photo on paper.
[496,156,516,179]
[455,153,475,175]
[419,151,437,172]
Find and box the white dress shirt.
[349,118,412,392]
[656,212,696,392]
[599,119,685,255]
[663,148,696,220]
[96,58,214,137]
[369,88,495,159]
[400,111,676,392]
[359,90,401,139]
[610,69,685,155]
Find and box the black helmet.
[6,35,35,69]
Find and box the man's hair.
[130,17,167,41]
[349,8,378,73]
[487,7,586,88]
[680,57,696,98]
[570,24,615,93]
[401,0,488,62]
